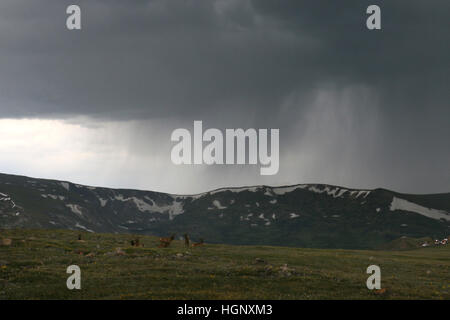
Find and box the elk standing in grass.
[131,237,143,247]
[158,234,175,248]
[184,234,190,247]
[192,238,204,248]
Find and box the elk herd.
[127,233,204,248]
[158,234,204,248]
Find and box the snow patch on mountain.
[302,185,371,199]
[212,200,227,210]
[114,194,129,201]
[129,197,157,212]
[112,194,183,217]
[349,190,370,198]
[210,186,260,195]
[66,204,83,217]
[75,222,94,232]
[0,193,16,209]
[390,197,450,221]
[161,201,184,220]
[169,184,371,202]
[42,194,65,200]
[171,186,263,200]
[134,197,184,219]
[309,185,336,196]
[272,185,307,195]
[99,198,108,207]
[60,182,70,191]
[356,190,371,198]
[171,193,204,201]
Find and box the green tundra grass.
[0,229,449,299]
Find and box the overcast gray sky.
[0,0,449,194]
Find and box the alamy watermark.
[66,265,81,290]
[66,4,380,31]
[170,121,279,175]
[66,5,81,30]
[366,265,381,290]
[366,5,381,30]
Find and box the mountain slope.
[0,173,449,249]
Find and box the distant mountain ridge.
[0,172,449,249]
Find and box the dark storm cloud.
[0,0,449,193]
[1,0,446,120]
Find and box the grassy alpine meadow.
[0,229,449,300]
